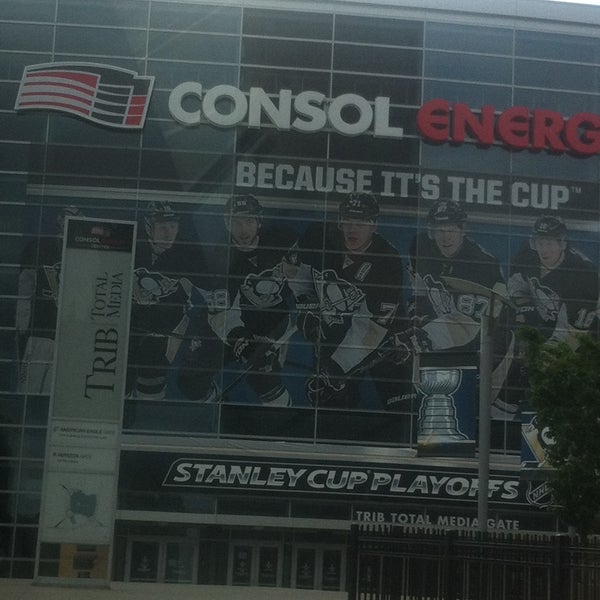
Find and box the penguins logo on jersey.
[241,265,286,308]
[315,269,365,325]
[529,278,561,322]
[423,274,453,316]
[133,268,179,305]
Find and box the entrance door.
[228,542,282,586]
[292,545,345,591]
[126,538,197,584]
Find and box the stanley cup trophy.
[417,367,475,457]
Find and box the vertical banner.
[36,217,136,585]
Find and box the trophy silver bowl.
[417,368,468,451]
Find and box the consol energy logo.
[417,98,600,156]
[168,82,404,138]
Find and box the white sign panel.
[37,217,136,572]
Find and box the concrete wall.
[1,580,347,600]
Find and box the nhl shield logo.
[15,62,155,129]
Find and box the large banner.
[36,218,135,583]
[118,187,600,453]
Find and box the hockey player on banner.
[292,193,415,409]
[508,215,599,348]
[128,201,225,404]
[217,195,298,407]
[505,215,599,417]
[381,200,513,415]
[16,205,83,395]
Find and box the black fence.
[347,524,600,600]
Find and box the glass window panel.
[57,0,149,28]
[55,26,147,57]
[243,8,332,40]
[11,560,34,578]
[231,545,252,585]
[0,0,56,21]
[516,30,600,64]
[322,549,342,591]
[258,546,278,586]
[334,44,421,77]
[18,461,43,492]
[329,135,419,166]
[0,397,23,425]
[515,59,598,93]
[53,54,146,74]
[24,397,49,427]
[45,146,140,178]
[220,405,315,439]
[335,14,423,47]
[140,150,233,184]
[295,548,316,589]
[424,80,512,109]
[47,116,142,148]
[0,52,52,81]
[514,88,600,114]
[129,540,159,582]
[316,410,414,444]
[0,492,16,522]
[512,151,599,182]
[13,525,37,556]
[15,494,40,524]
[148,31,239,63]
[236,129,328,160]
[143,120,235,153]
[164,542,194,583]
[425,51,512,84]
[243,38,331,70]
[150,2,240,34]
[0,24,53,53]
[241,67,330,96]
[426,22,513,54]
[21,428,45,459]
[0,460,19,491]
[148,61,238,91]
[0,428,21,458]
[0,82,20,111]
[333,74,421,105]
[421,142,511,173]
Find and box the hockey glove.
[379,327,433,364]
[228,327,275,370]
[306,361,346,407]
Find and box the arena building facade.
[1,0,600,592]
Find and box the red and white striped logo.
[14,62,154,129]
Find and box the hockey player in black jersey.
[16,205,82,394]
[501,215,599,418]
[221,195,297,406]
[508,215,599,348]
[401,200,508,354]
[295,193,415,409]
[128,201,223,403]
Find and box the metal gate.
[347,525,600,600]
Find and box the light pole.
[442,277,514,532]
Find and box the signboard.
[119,451,530,508]
[36,217,136,584]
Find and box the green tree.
[520,328,600,536]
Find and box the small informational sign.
[36,217,136,584]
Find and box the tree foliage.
[520,328,600,536]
